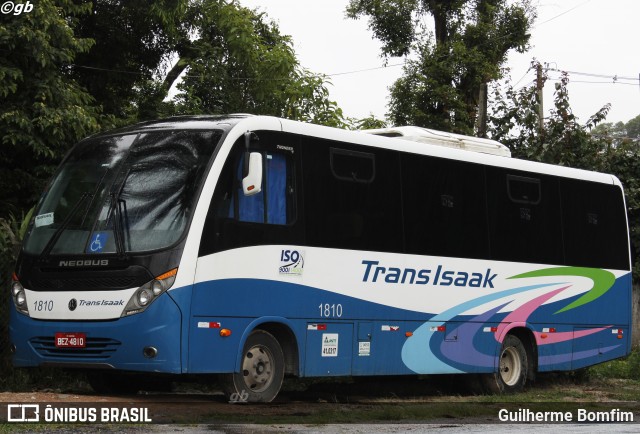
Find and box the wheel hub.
[242,345,274,392]
[500,346,522,386]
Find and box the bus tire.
[484,334,528,393]
[221,330,285,403]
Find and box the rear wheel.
[483,334,528,393]
[221,330,285,403]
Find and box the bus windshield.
[23,129,221,255]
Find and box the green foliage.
[71,0,189,119]
[0,214,21,287]
[491,70,611,167]
[488,68,640,278]
[628,115,640,140]
[0,0,348,221]
[588,349,640,380]
[0,0,102,219]
[0,211,28,381]
[348,0,535,133]
[168,0,346,127]
[348,114,389,130]
[281,70,347,128]
[346,0,420,58]
[592,115,640,144]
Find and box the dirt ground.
[0,376,640,433]
[1,375,639,425]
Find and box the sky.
[239,0,640,126]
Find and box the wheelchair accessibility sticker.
[87,232,109,253]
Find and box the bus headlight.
[151,280,164,296]
[121,268,177,317]
[10,274,29,316]
[137,289,152,306]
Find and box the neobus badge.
[59,259,109,267]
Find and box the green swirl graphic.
[508,267,615,314]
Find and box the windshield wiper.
[39,192,93,260]
[108,168,132,257]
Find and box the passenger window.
[402,154,489,260]
[487,169,563,265]
[507,175,541,205]
[561,179,629,269]
[330,148,375,183]
[230,152,294,225]
[304,140,402,252]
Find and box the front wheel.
[220,330,285,403]
[483,334,528,393]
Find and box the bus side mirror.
[242,152,263,196]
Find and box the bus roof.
[88,114,620,188]
[270,117,620,187]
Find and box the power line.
[74,61,640,92]
[326,62,405,77]
[535,0,592,27]
[561,80,638,86]
[512,68,533,87]
[546,67,639,85]
[73,64,149,76]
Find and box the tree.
[0,0,349,218]
[70,0,347,127]
[0,0,101,219]
[490,70,611,166]
[627,114,640,140]
[71,0,188,120]
[488,70,640,278]
[167,1,346,127]
[347,0,534,133]
[348,114,388,130]
[592,115,640,146]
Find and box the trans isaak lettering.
[361,260,497,288]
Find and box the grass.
[588,348,640,380]
[2,351,640,426]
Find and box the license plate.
[54,332,86,348]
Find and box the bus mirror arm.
[242,152,263,196]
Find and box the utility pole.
[536,62,544,136]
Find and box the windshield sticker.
[87,232,109,254]
[34,212,54,228]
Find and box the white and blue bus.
[9,115,632,402]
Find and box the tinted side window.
[487,168,563,265]
[402,154,489,259]
[330,148,375,183]
[561,180,629,269]
[303,138,403,252]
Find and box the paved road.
[19,423,639,433]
